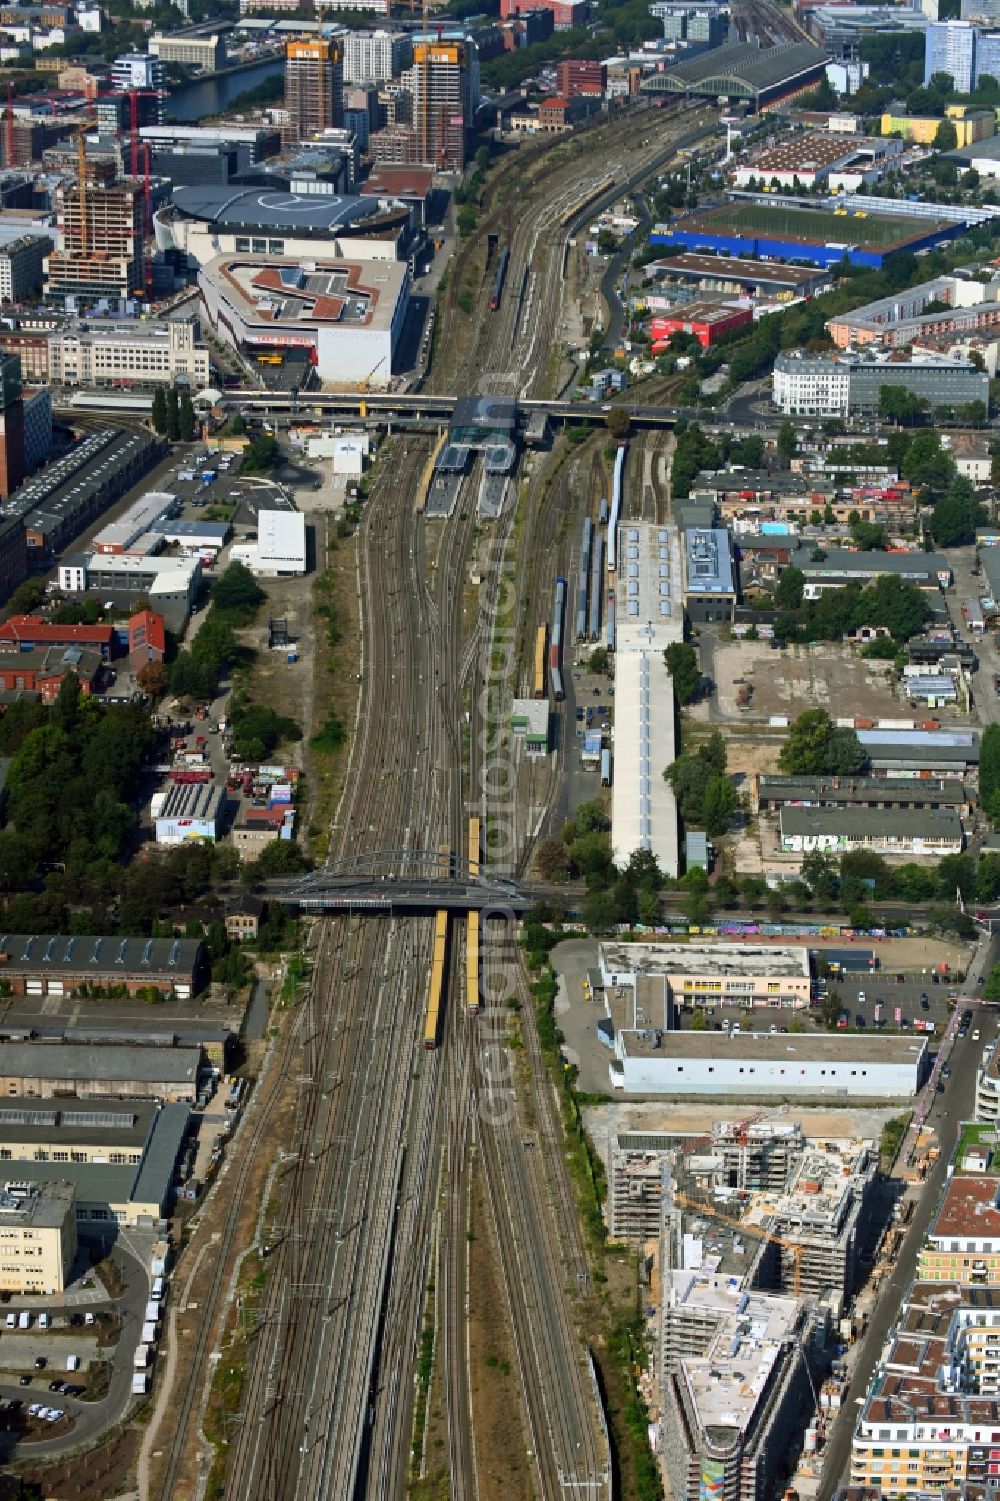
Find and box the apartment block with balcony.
[917,1175,1000,1284]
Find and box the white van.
[18,1311,30,1330]
[84,1312,95,1327]
[38,1313,49,1330]
[5,1312,15,1329]
[66,1355,80,1372]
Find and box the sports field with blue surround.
[650,201,964,269]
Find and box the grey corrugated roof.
[0,1042,200,1084]
[132,1102,189,1210]
[780,805,963,838]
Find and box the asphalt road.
[0,1240,148,1460]
[816,935,998,1498]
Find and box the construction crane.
[671,1188,804,1297]
[358,355,386,417]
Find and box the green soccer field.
[705,201,932,246]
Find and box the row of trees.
[151,384,197,443]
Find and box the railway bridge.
[267,848,534,913]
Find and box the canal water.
[165,58,284,123]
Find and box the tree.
[242,433,279,474]
[581,888,619,934]
[850,520,887,552]
[588,647,609,675]
[778,709,868,775]
[178,389,196,443]
[934,117,958,150]
[151,385,167,435]
[776,420,797,463]
[664,642,701,705]
[820,986,844,1030]
[984,963,1000,1002]
[231,413,246,436]
[137,660,168,697]
[982,724,1000,815]
[534,837,570,881]
[702,775,738,837]
[902,430,955,497]
[801,850,839,904]
[878,384,928,426]
[775,566,804,611]
[166,383,180,442]
[778,709,835,775]
[930,473,984,547]
[605,406,630,442]
[212,561,266,617]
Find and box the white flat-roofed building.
[196,253,408,386]
[47,318,210,390]
[92,491,176,555]
[614,521,684,654]
[229,508,306,577]
[148,31,225,71]
[612,649,679,879]
[610,1029,928,1097]
[601,941,813,1011]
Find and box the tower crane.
[670,1188,804,1297]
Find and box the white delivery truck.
[131,1372,149,1396]
[141,1322,157,1346]
[133,1345,152,1370]
[17,1311,30,1329]
[151,1276,165,1302]
[144,1301,160,1326]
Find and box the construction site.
[608,1111,882,1501]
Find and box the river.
[165,58,284,124]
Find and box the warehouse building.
[754,773,968,815]
[792,545,951,594]
[228,509,306,577]
[153,782,225,846]
[197,253,409,387]
[148,518,230,554]
[0,1042,200,1101]
[0,614,114,659]
[639,39,830,107]
[0,934,203,1000]
[779,805,965,856]
[58,552,201,631]
[857,726,979,777]
[4,426,160,562]
[648,253,830,297]
[611,649,679,880]
[609,1031,928,1098]
[649,300,753,350]
[0,643,102,702]
[92,490,176,555]
[0,1101,190,1229]
[733,132,903,191]
[0,1180,75,1294]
